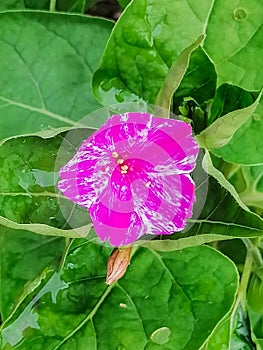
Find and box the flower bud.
[106,247,132,285]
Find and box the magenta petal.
[89,189,143,246]
[91,113,198,173]
[58,143,112,209]
[131,173,195,235]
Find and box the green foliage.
[0,133,94,237]
[0,11,113,145]
[93,0,263,105]
[0,243,238,350]
[0,229,65,320]
[0,0,262,349]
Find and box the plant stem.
[49,0,56,12]
[242,238,263,268]
[238,247,253,308]
[58,238,73,271]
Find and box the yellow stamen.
[145,181,151,188]
[117,158,124,165]
[120,165,128,174]
[112,151,118,158]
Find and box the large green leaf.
[203,1,263,91]
[197,91,263,165]
[0,11,113,145]
[0,131,94,237]
[93,0,263,106]
[0,242,238,350]
[0,229,65,321]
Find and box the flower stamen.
[120,165,129,174]
[145,181,151,188]
[112,151,119,158]
[117,158,124,165]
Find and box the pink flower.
[58,112,199,246]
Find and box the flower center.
[112,151,129,174]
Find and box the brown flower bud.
[106,247,132,285]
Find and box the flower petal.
[131,172,195,235]
[90,112,199,174]
[58,144,112,208]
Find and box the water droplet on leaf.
[233,8,247,21]
[150,327,171,345]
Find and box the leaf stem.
[238,247,253,308]
[49,0,56,11]
[58,238,74,271]
[242,238,263,268]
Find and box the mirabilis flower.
[58,112,199,246]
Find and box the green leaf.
[197,90,263,165]
[93,0,263,106]
[173,47,217,108]
[209,84,258,125]
[24,0,49,10]
[247,306,263,350]
[0,132,94,237]
[0,11,113,145]
[203,2,263,91]
[0,0,25,10]
[0,228,65,321]
[117,0,131,9]
[56,0,96,13]
[141,234,235,253]
[205,305,255,350]
[225,164,263,211]
[155,35,204,116]
[197,89,262,149]
[1,243,238,350]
